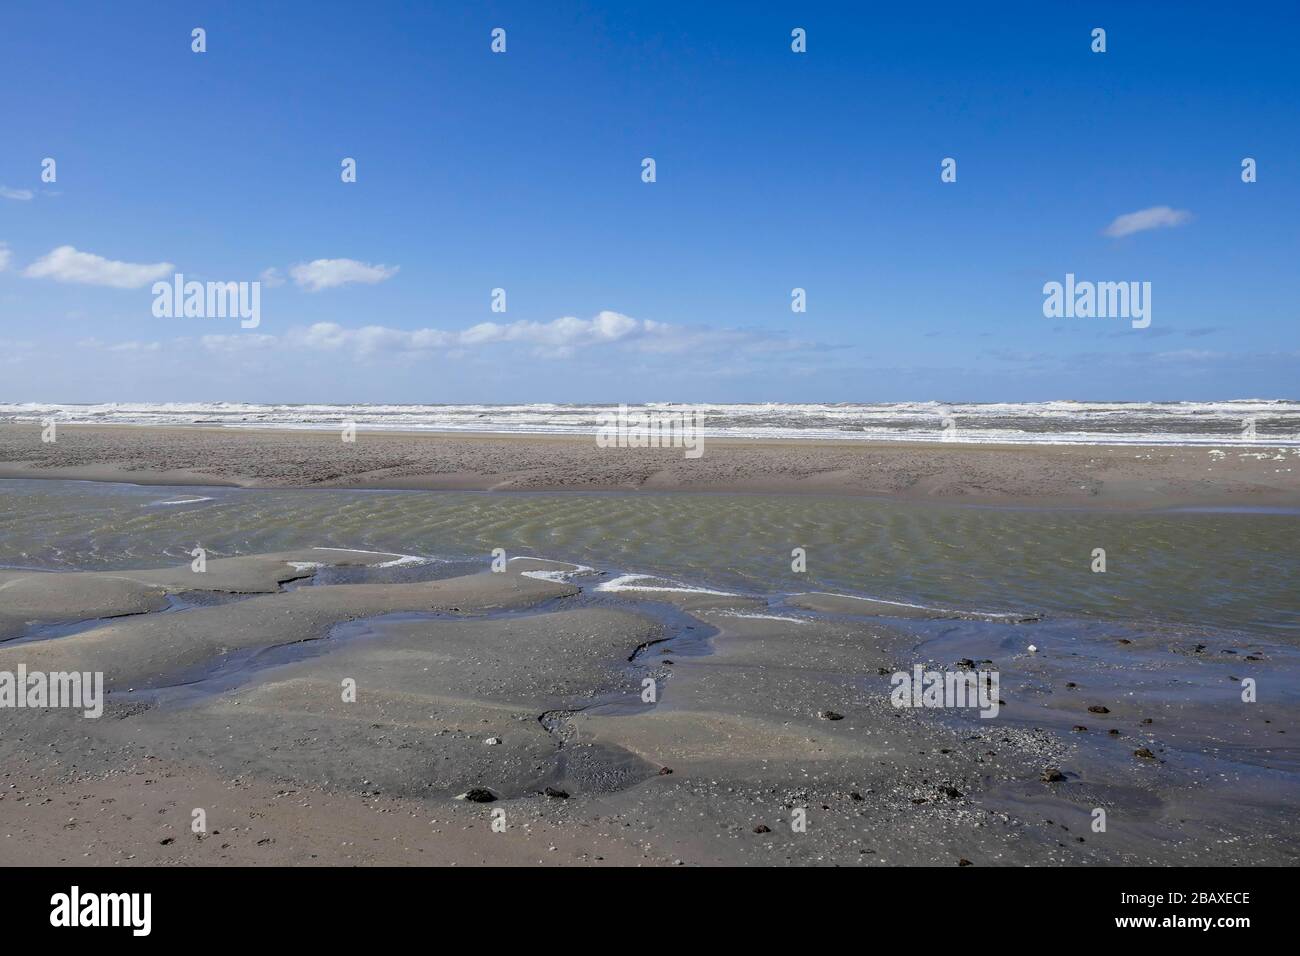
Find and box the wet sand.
[1,551,1294,866]
[2,423,1298,508]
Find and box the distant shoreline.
[2,421,1297,509]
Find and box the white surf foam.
[9,400,1299,447]
[803,590,1031,621]
[310,547,433,568]
[704,609,809,624]
[595,573,742,597]
[507,557,597,582]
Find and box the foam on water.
[507,556,596,582]
[595,573,744,597]
[310,547,432,568]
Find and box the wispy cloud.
[0,243,11,271]
[0,186,34,201]
[289,258,399,292]
[1103,205,1192,238]
[76,338,162,353]
[259,267,286,288]
[24,245,174,289]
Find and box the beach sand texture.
[0,547,1295,866]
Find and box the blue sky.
[1,0,1297,403]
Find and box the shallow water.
[2,478,1296,636]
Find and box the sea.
[3,400,1300,445]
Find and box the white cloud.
[0,186,34,201]
[259,267,286,288]
[194,311,818,362]
[1103,206,1192,238]
[0,243,10,271]
[289,258,399,291]
[25,245,174,289]
[292,312,655,357]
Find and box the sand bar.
[2,423,1298,508]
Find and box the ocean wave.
[4,401,1300,446]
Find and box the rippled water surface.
[3,479,1296,635]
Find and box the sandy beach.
[2,422,1298,508]
[1,542,1296,866]
[0,424,1297,866]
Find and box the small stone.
[958,858,973,866]
[657,767,673,775]
[1041,767,1066,783]
[484,737,501,746]
[459,788,497,803]
[1133,747,1157,760]
[543,787,569,799]
[1087,705,1110,714]
[819,710,844,721]
[1071,725,1088,732]
[1027,645,1038,653]
[752,824,771,834]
